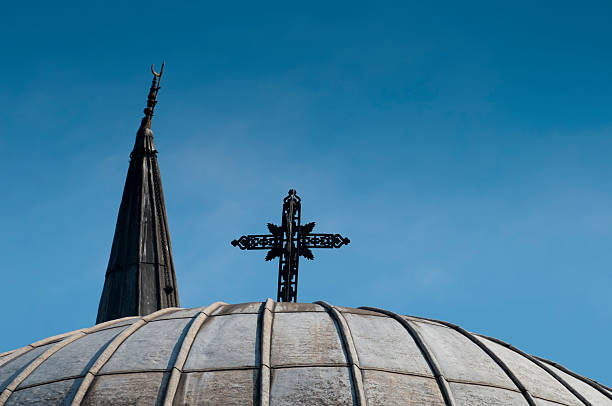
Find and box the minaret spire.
[96,63,179,323]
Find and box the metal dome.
[0,300,610,406]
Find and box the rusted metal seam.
[475,334,592,406]
[0,315,139,405]
[534,355,612,401]
[258,299,275,406]
[359,307,457,406]
[69,307,181,406]
[161,302,227,406]
[422,318,537,406]
[315,301,367,406]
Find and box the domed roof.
[0,301,610,406]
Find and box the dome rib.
[479,333,592,406]
[162,301,226,406]
[258,298,275,406]
[535,355,612,402]
[425,318,537,406]
[0,332,85,404]
[0,315,137,405]
[70,307,180,406]
[315,301,367,406]
[0,325,97,370]
[359,307,457,406]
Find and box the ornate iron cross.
[231,189,350,302]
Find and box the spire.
[96,63,179,323]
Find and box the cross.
[231,189,350,302]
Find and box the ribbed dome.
[0,301,610,406]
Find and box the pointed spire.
[96,63,179,324]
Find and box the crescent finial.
[151,61,165,77]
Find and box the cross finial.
[232,189,350,302]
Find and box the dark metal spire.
[96,63,179,323]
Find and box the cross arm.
[231,234,279,250]
[301,233,350,249]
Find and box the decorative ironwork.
[232,189,350,302]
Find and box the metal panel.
[173,370,257,406]
[411,321,515,389]
[534,399,571,406]
[270,367,353,405]
[81,372,168,406]
[184,314,259,371]
[95,318,137,330]
[344,313,432,376]
[449,382,529,406]
[478,337,582,405]
[546,365,612,406]
[274,303,324,313]
[153,307,206,320]
[361,369,445,406]
[211,302,261,315]
[0,346,49,392]
[271,312,346,367]
[20,326,126,388]
[100,318,191,373]
[5,378,81,406]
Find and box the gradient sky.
[1,1,611,386]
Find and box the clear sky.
[1,0,611,386]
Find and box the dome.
[0,301,610,406]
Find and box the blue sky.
[1,1,611,385]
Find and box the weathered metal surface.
[362,369,446,406]
[269,367,354,405]
[411,320,516,390]
[100,318,190,374]
[478,337,583,405]
[545,364,612,405]
[174,370,257,406]
[184,314,259,370]
[70,307,179,406]
[343,313,432,376]
[5,378,81,406]
[231,190,350,302]
[274,302,325,312]
[534,399,573,406]
[360,307,456,406]
[450,382,529,405]
[315,301,366,406]
[0,345,50,392]
[96,64,179,324]
[271,312,346,367]
[211,302,261,315]
[81,372,168,406]
[157,306,210,320]
[0,301,608,405]
[20,326,126,388]
[162,302,226,406]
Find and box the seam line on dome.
[0,333,86,405]
[314,301,367,406]
[161,301,226,406]
[533,355,612,401]
[421,317,538,406]
[475,334,592,406]
[445,379,577,406]
[68,307,181,406]
[258,298,275,406]
[0,315,140,406]
[359,307,457,406]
